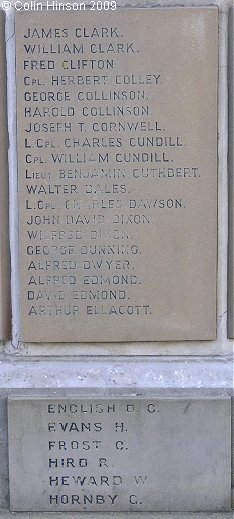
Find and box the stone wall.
[0,0,233,515]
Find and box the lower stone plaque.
[8,395,231,512]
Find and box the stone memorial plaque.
[0,10,11,340]
[228,7,234,339]
[16,8,218,342]
[8,395,231,512]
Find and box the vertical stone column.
[0,10,11,340]
[228,6,234,338]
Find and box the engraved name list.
[16,8,218,341]
[8,395,231,511]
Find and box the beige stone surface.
[16,8,218,342]
[8,395,231,512]
[0,10,11,341]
